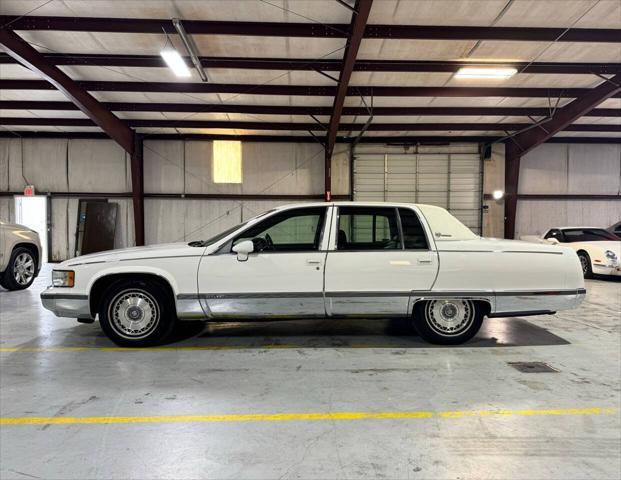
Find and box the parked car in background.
[0,221,42,290]
[608,221,621,238]
[523,227,621,278]
[41,202,585,347]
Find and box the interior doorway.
[14,195,48,263]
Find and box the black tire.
[98,279,176,347]
[413,299,484,345]
[577,251,593,279]
[1,247,37,291]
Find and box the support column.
[130,133,145,246]
[504,142,521,239]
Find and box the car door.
[197,206,331,318]
[324,206,438,317]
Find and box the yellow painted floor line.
[1,407,617,426]
[0,344,405,352]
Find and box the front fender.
[86,265,183,297]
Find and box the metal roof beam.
[5,80,621,98]
[2,53,620,75]
[0,29,133,152]
[1,131,620,144]
[0,28,144,245]
[2,16,620,42]
[508,74,621,153]
[5,117,619,133]
[326,0,373,158]
[1,101,618,117]
[503,73,621,240]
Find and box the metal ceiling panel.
[367,0,509,25]
[350,71,454,86]
[358,39,478,60]
[0,0,352,23]
[495,0,618,28]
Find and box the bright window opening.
[213,140,242,183]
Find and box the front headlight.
[52,270,75,287]
[605,250,618,260]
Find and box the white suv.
[0,221,42,290]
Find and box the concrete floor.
[1,265,620,480]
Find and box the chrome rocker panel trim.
[41,287,585,321]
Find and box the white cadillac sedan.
[41,202,586,347]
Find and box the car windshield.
[561,228,620,242]
[188,209,276,247]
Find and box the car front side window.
[232,207,326,253]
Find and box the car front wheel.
[413,299,484,345]
[0,247,36,291]
[98,280,176,347]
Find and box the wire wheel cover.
[109,289,160,339]
[425,299,474,336]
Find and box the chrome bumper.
[40,289,92,319]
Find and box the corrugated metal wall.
[516,143,621,238]
[0,138,135,261]
[353,143,483,234]
[0,138,350,261]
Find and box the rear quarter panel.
[433,242,583,292]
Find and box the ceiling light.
[492,190,505,200]
[455,67,517,79]
[172,18,208,82]
[160,49,191,77]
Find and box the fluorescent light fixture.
[213,141,242,183]
[492,189,505,200]
[160,49,191,77]
[455,67,517,79]
[172,18,208,82]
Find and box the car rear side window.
[398,208,429,250]
[337,207,401,250]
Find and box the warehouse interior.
[0,1,620,479]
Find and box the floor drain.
[508,361,559,373]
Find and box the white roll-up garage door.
[353,143,483,234]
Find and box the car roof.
[271,201,435,211]
[549,226,606,230]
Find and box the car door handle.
[417,259,433,264]
[306,259,322,265]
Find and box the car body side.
[41,203,585,321]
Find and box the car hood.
[0,222,37,232]
[60,242,206,267]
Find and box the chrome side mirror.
[232,240,254,262]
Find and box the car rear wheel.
[413,299,484,345]
[0,247,36,291]
[577,251,593,279]
[98,280,176,347]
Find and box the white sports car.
[41,202,585,347]
[526,227,621,278]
